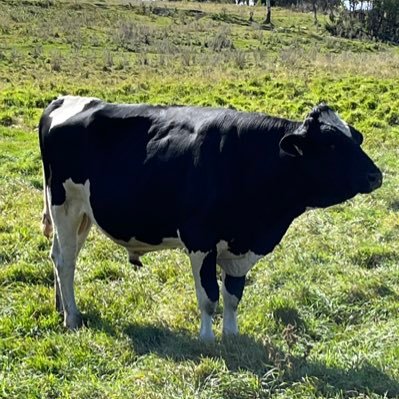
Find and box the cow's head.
[279,104,382,208]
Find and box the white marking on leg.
[49,178,93,329]
[49,95,98,129]
[217,243,261,277]
[77,213,92,254]
[189,250,216,342]
[222,272,239,336]
[51,204,81,328]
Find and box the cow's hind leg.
[52,213,91,317]
[189,250,219,342]
[50,203,91,329]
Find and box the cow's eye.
[330,144,336,151]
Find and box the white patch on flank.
[216,240,262,277]
[49,96,98,130]
[189,250,216,342]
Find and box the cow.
[39,96,382,341]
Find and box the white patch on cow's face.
[319,108,351,137]
[216,241,262,277]
[49,96,98,130]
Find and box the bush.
[207,27,234,52]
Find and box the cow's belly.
[115,236,183,255]
[216,241,262,277]
[59,179,262,273]
[92,209,183,256]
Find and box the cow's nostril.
[367,172,383,190]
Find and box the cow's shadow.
[84,310,399,398]
[122,323,399,398]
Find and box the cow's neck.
[239,118,307,216]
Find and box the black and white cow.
[39,96,382,341]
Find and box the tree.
[264,0,272,25]
[311,0,317,24]
[325,0,399,43]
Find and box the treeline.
[326,0,399,43]
[263,1,399,43]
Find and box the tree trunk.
[312,0,317,25]
[264,0,271,24]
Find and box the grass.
[0,0,399,398]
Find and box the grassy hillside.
[0,1,398,398]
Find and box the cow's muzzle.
[366,171,383,192]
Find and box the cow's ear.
[279,133,306,157]
[349,126,364,145]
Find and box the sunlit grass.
[0,0,398,398]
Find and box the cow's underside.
[56,177,262,276]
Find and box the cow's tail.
[38,109,53,238]
[41,170,52,238]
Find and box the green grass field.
[0,1,399,397]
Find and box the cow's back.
[39,97,243,244]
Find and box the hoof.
[129,257,143,269]
[222,330,239,338]
[199,330,215,343]
[64,313,84,330]
[222,326,239,337]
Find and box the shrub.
[114,22,152,51]
[207,27,234,52]
[50,51,62,72]
[233,50,246,70]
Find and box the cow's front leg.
[222,272,246,336]
[189,250,219,342]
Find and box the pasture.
[0,0,398,397]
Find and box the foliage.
[326,0,399,42]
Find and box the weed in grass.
[103,50,114,71]
[207,27,234,52]
[31,44,43,60]
[180,48,194,67]
[50,51,62,72]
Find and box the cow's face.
[279,104,382,208]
